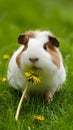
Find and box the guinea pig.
[7,30,66,102]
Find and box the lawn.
[0,0,73,130]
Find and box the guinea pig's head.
[18,30,61,72]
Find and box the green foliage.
[0,0,73,129]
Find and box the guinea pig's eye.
[43,44,47,50]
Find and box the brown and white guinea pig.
[7,30,66,102]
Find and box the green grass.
[0,0,73,129]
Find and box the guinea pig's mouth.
[31,66,42,71]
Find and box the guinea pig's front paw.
[45,91,54,103]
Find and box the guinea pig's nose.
[29,57,39,62]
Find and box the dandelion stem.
[15,85,28,121]
[15,71,40,120]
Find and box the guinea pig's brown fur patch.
[47,42,60,68]
[18,31,36,45]
[24,31,36,44]
[16,31,35,68]
[16,47,27,68]
[26,31,36,39]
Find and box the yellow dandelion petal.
[34,115,45,121]
[25,72,40,84]
[3,54,10,60]
[33,76,40,84]
[2,77,7,82]
[25,72,31,78]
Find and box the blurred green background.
[0,0,73,130]
[0,0,73,47]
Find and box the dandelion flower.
[15,71,41,121]
[34,115,45,121]
[2,77,7,82]
[25,72,40,84]
[3,54,10,60]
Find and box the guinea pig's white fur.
[7,30,66,101]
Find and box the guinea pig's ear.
[49,36,60,47]
[18,34,28,45]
